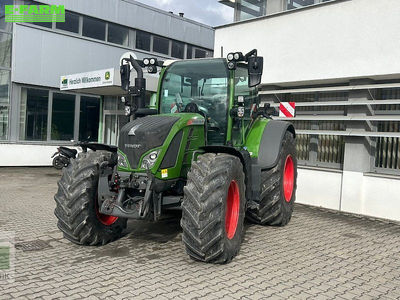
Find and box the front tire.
[247,132,297,226]
[181,153,246,264]
[54,151,127,245]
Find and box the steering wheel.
[183,102,200,113]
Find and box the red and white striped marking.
[279,102,295,118]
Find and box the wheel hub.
[283,155,295,202]
[225,180,240,240]
[95,198,118,226]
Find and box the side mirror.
[120,64,130,91]
[248,56,263,87]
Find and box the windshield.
[160,59,229,144]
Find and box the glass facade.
[51,93,75,141]
[238,0,266,21]
[0,1,11,140]
[225,0,336,22]
[79,96,100,142]
[19,88,100,143]
[20,88,49,141]
[0,70,10,140]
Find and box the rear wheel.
[54,151,126,245]
[52,156,67,169]
[247,132,297,226]
[181,153,246,264]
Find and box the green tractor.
[54,50,297,264]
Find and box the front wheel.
[181,153,246,264]
[54,151,126,245]
[247,131,297,226]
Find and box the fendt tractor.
[54,50,297,264]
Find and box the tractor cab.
[158,58,259,146]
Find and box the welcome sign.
[60,69,114,91]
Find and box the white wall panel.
[296,168,342,210]
[214,0,400,85]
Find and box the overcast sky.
[135,0,233,27]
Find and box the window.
[108,23,129,46]
[32,22,52,28]
[186,45,193,59]
[79,96,100,142]
[0,0,13,31]
[238,0,266,21]
[153,35,169,55]
[171,41,184,59]
[160,59,229,144]
[136,30,151,51]
[82,16,105,41]
[51,93,75,140]
[56,11,79,34]
[287,0,316,10]
[0,70,9,140]
[195,49,207,58]
[0,33,11,68]
[20,88,49,141]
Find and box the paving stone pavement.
[0,167,400,299]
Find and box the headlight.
[227,53,234,61]
[118,153,129,168]
[141,150,160,169]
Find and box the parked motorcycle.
[51,146,78,169]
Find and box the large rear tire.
[181,153,246,264]
[54,151,127,245]
[247,132,297,226]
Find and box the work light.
[228,61,236,70]
[143,58,150,66]
[149,58,156,65]
[227,53,234,61]
[234,53,240,60]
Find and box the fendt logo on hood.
[128,124,142,136]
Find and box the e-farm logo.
[4,4,65,23]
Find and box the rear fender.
[245,119,296,204]
[256,120,295,169]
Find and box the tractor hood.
[119,115,180,169]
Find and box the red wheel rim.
[95,198,118,226]
[283,155,295,202]
[225,180,240,240]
